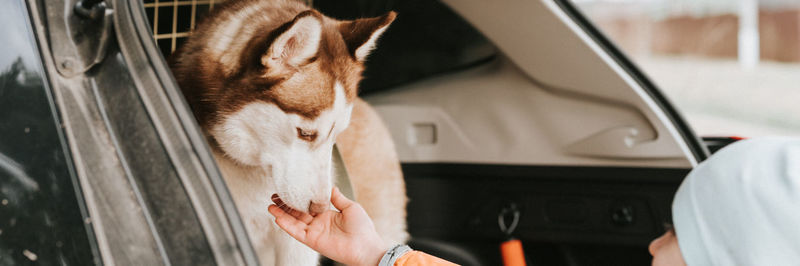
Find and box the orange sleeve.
[393,251,458,266]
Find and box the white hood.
[672,137,800,265]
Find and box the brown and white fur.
[169,0,408,265]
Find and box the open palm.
[268,188,389,266]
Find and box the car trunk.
[319,0,707,265]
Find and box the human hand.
[268,187,389,266]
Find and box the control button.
[610,203,636,226]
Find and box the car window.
[0,0,98,264]
[574,0,800,137]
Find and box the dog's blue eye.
[296,127,318,142]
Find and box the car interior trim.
[402,162,687,244]
[537,0,700,166]
[371,0,701,168]
[552,0,710,162]
[367,57,693,168]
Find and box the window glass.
[0,0,98,265]
[574,0,800,137]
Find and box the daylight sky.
[0,1,38,71]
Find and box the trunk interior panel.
[403,164,688,265]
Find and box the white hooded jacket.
[672,137,800,265]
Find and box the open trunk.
[317,0,708,264]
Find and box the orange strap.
[501,239,526,266]
[393,251,458,266]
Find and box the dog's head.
[200,10,395,215]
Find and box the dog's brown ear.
[339,11,397,61]
[262,11,323,73]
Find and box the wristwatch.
[378,244,412,266]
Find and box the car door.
[4,0,260,264]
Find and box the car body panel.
[16,0,259,264]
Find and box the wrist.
[376,244,412,266]
[364,246,388,266]
[355,237,390,266]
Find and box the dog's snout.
[308,201,328,216]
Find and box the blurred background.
[574,0,800,137]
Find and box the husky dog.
[170,0,407,264]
